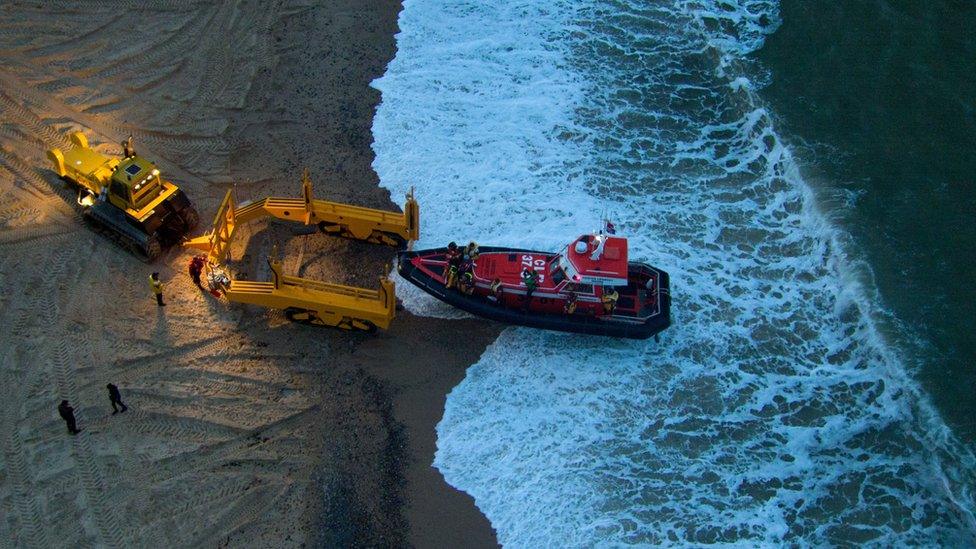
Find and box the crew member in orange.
[601,286,619,314]
[489,278,503,304]
[564,293,578,315]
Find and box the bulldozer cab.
[109,157,163,211]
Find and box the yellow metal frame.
[185,170,417,332]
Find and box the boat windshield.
[565,283,593,294]
[558,251,579,281]
[550,259,566,285]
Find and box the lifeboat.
[396,228,671,339]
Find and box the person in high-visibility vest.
[149,272,165,306]
[563,293,578,315]
[445,264,459,289]
[489,278,504,304]
[459,270,475,295]
[601,287,619,315]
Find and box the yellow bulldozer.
[48,132,199,261]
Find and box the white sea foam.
[373,0,976,545]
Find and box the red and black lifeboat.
[396,232,670,339]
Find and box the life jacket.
[459,272,475,294]
[601,290,619,304]
[149,276,163,294]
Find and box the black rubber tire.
[317,221,341,234]
[285,307,318,325]
[284,307,306,321]
[374,231,407,249]
[341,318,377,333]
[353,320,378,334]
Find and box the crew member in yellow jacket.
[149,272,165,307]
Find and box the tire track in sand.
[38,246,130,548]
[79,8,210,82]
[0,244,74,548]
[135,404,320,485]
[0,65,218,187]
[0,363,53,549]
[189,483,291,547]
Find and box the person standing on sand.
[106,383,128,414]
[58,400,80,435]
[188,256,205,288]
[149,272,165,306]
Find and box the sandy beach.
[0,1,499,546]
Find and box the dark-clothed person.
[446,242,462,268]
[188,256,205,288]
[522,268,540,310]
[58,400,80,435]
[106,383,128,414]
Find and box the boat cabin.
[556,233,629,287]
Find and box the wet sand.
[0,1,499,546]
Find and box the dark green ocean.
[756,0,976,441]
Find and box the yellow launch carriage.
[186,170,419,332]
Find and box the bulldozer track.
[9,0,205,13]
[0,205,41,226]
[117,410,248,441]
[138,405,320,485]
[0,120,50,150]
[0,147,81,228]
[0,380,52,549]
[173,4,236,123]
[84,10,207,81]
[0,146,55,199]
[69,435,129,548]
[0,65,216,187]
[176,367,297,394]
[110,126,227,160]
[36,247,132,549]
[136,475,251,540]
[113,333,244,384]
[82,209,157,261]
[0,223,79,246]
[189,483,288,547]
[0,90,73,149]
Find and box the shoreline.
[0,1,500,546]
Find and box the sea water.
[372,0,976,545]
